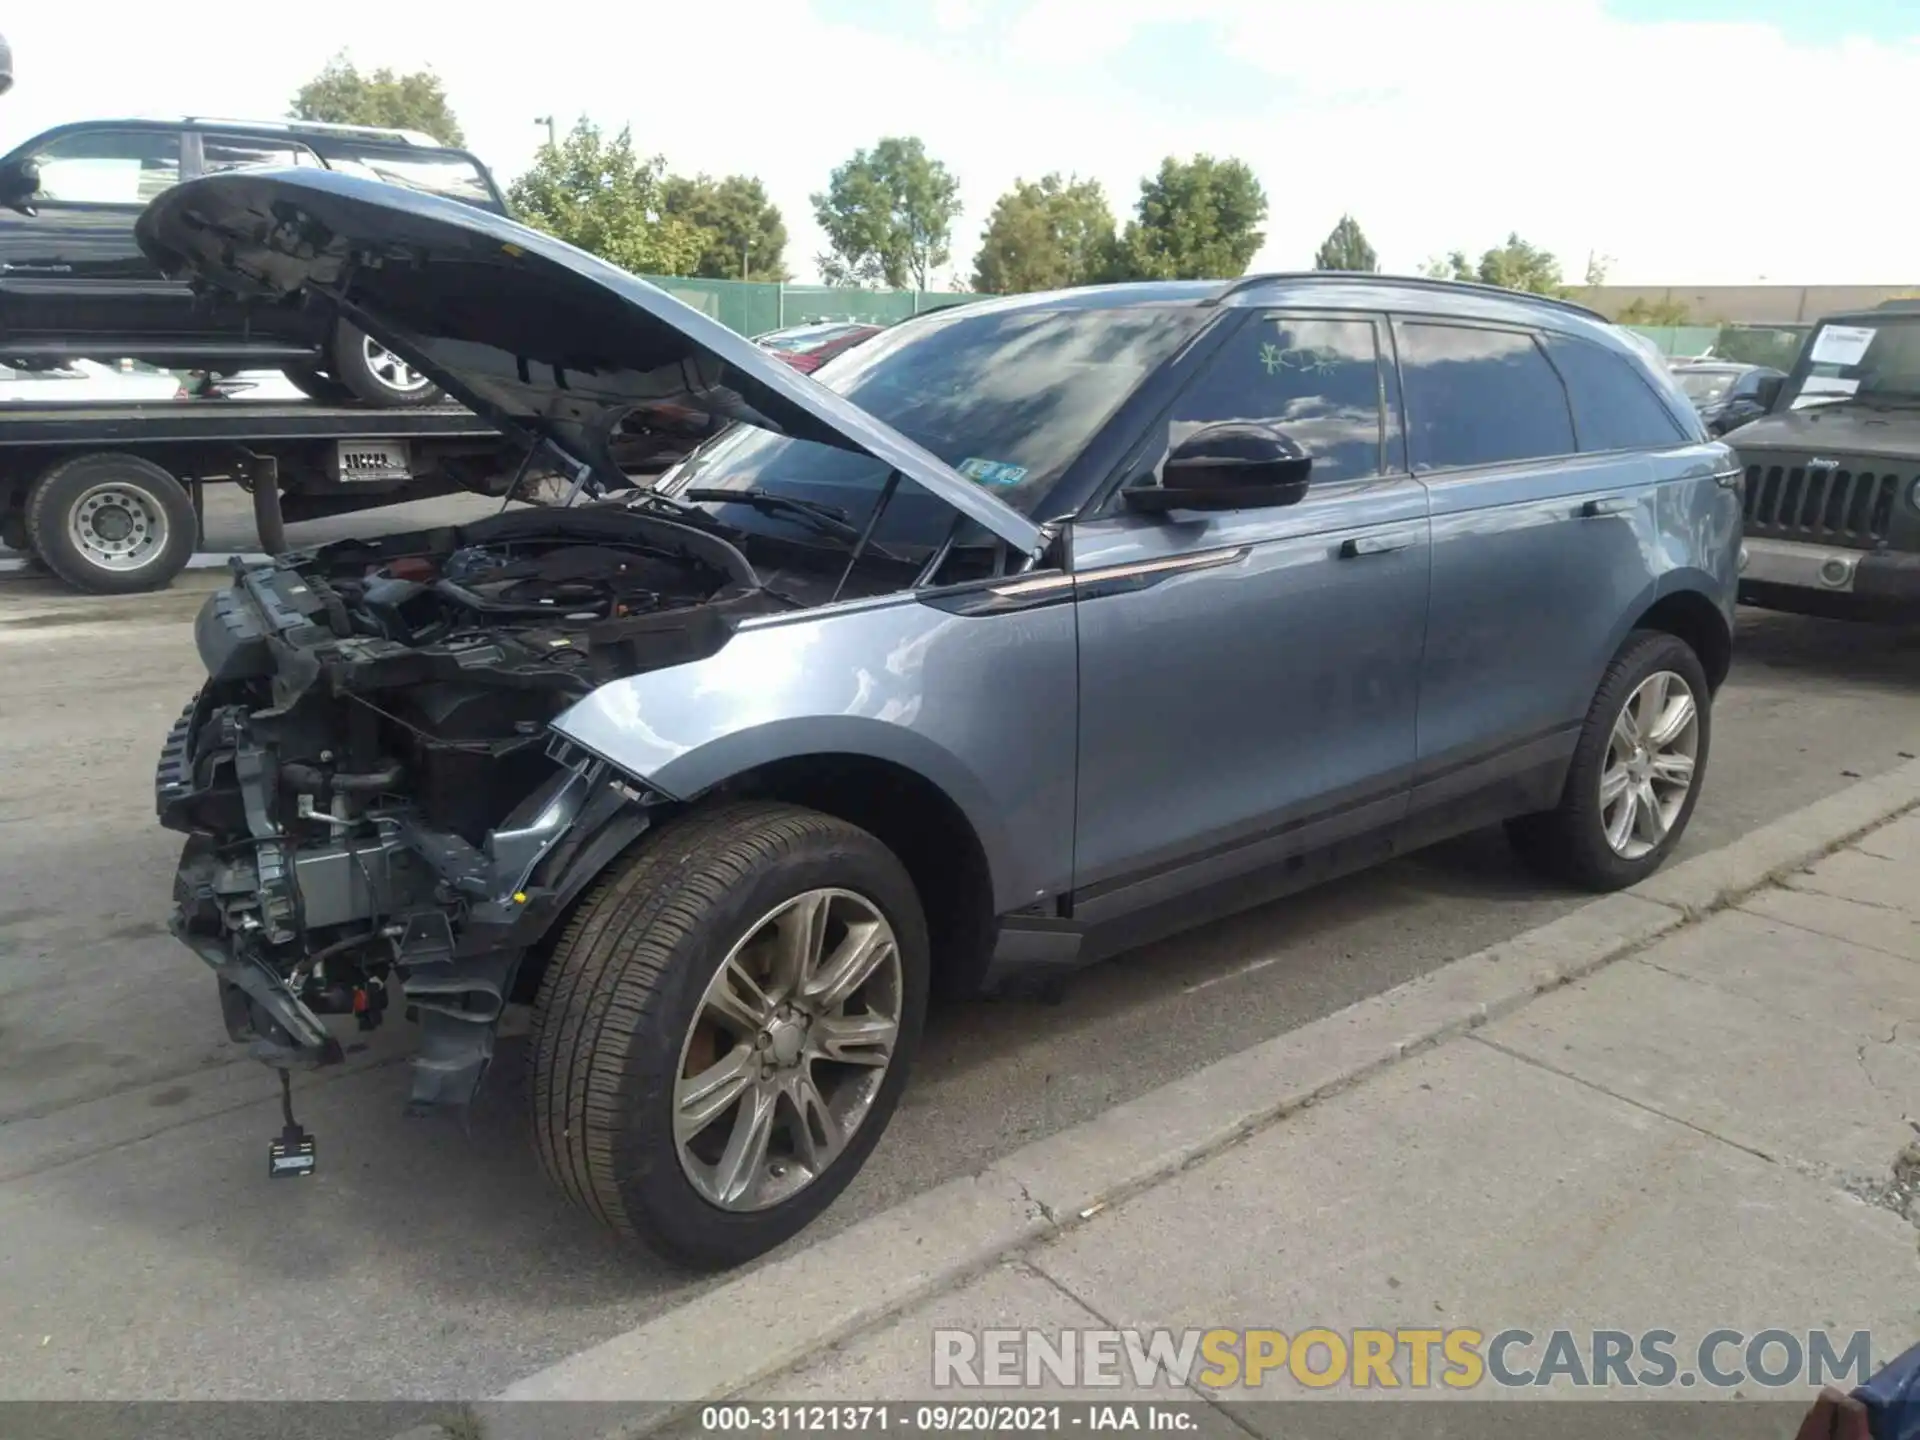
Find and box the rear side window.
[319,145,500,210]
[201,135,322,174]
[1543,334,1688,451]
[1397,322,1575,471]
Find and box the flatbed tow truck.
[0,399,526,593]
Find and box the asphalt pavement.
[1,492,1917,1400]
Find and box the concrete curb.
[498,759,1920,1420]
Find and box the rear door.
[1398,318,1686,829]
[0,126,187,347]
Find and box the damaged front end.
[157,503,774,1112]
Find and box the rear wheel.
[1507,630,1710,891]
[328,323,441,408]
[24,452,196,594]
[529,802,928,1269]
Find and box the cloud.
[2,0,1916,286]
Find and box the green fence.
[640,276,991,337]
[1626,323,1810,369]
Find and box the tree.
[661,174,790,281]
[506,118,703,276]
[1108,155,1268,281]
[1421,235,1565,294]
[971,174,1116,294]
[1475,232,1563,295]
[1423,251,1475,281]
[1314,214,1377,272]
[812,137,961,289]
[1617,296,1693,326]
[290,54,465,146]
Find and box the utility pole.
[742,239,752,282]
[534,115,556,149]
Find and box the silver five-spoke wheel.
[673,888,902,1212]
[1599,669,1699,860]
[66,481,168,573]
[362,336,433,396]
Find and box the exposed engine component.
[159,504,777,1116]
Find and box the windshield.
[1675,369,1738,403]
[659,304,1208,549]
[1787,318,1920,408]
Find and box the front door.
[1067,310,1431,923]
[0,127,190,354]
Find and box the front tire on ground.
[528,801,929,1270]
[1507,629,1711,892]
[23,452,196,594]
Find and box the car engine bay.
[156,503,789,1120]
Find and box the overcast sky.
[3,0,1915,287]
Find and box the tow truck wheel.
[529,802,929,1270]
[24,452,196,594]
[328,323,442,408]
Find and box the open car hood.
[134,168,1046,556]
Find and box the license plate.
[335,440,411,483]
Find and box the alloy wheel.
[672,888,902,1212]
[360,335,433,396]
[1599,669,1700,860]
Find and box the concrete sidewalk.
[754,813,1920,1411]
[493,769,1920,1431]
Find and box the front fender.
[549,592,1080,913]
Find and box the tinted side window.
[201,135,321,173]
[1167,314,1384,483]
[1398,322,1575,470]
[30,129,179,205]
[319,146,500,210]
[1542,334,1687,451]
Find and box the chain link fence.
[641,276,989,337]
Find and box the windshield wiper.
[682,487,855,535]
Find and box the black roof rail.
[1216,271,1611,322]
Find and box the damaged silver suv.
[141,169,1741,1268]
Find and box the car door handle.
[1339,530,1418,558]
[1580,496,1635,518]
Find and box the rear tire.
[328,323,442,408]
[281,364,354,404]
[24,452,196,594]
[1507,630,1711,891]
[528,802,928,1270]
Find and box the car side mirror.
[1753,375,1784,412]
[1124,421,1312,515]
[0,156,38,214]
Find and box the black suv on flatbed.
[1730,302,1920,621]
[0,117,509,407]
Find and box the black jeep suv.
[0,117,509,406]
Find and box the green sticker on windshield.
[958,457,1029,488]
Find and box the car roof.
[919,273,1629,351]
[14,116,470,154]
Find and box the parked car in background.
[1727,306,1920,621]
[0,117,509,407]
[753,320,884,373]
[143,166,1739,1269]
[1670,360,1786,436]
